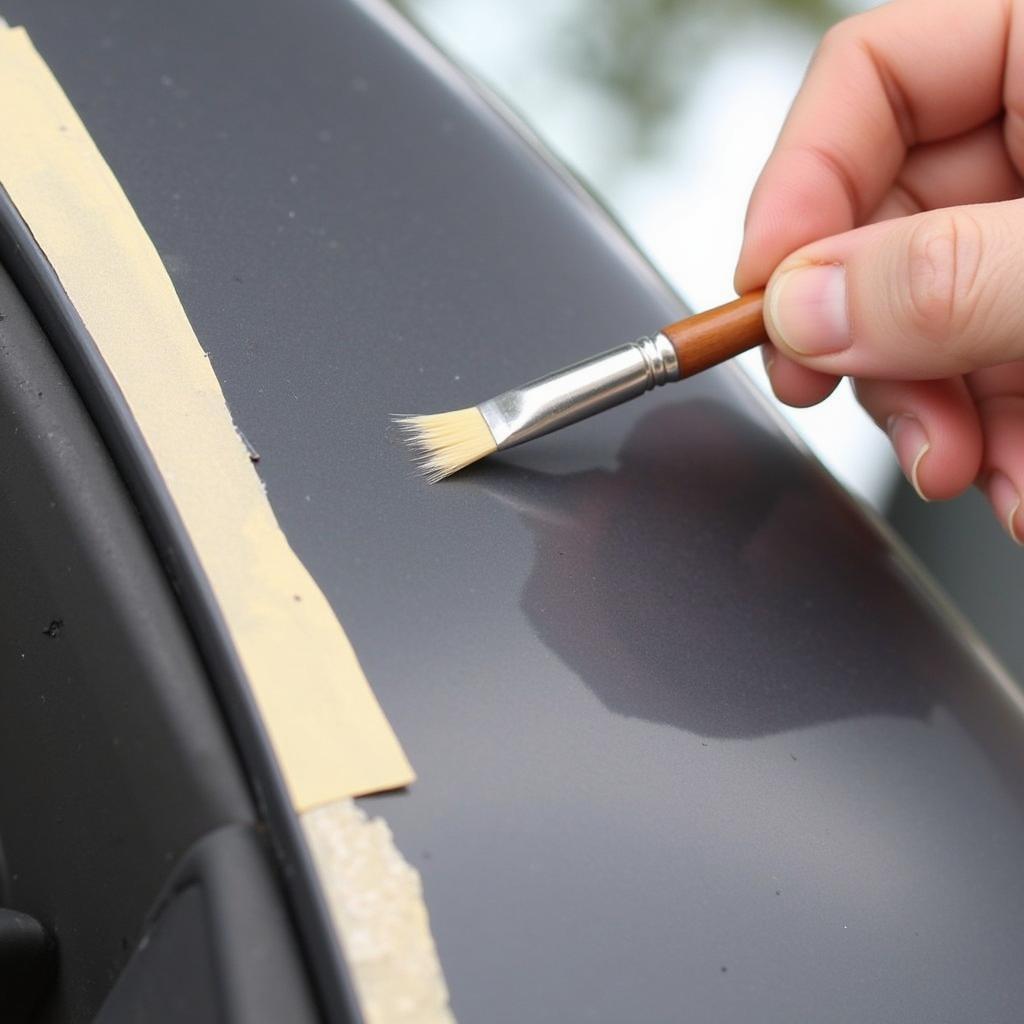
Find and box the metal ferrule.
[478,332,679,451]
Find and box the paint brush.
[397,289,767,481]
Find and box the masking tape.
[303,800,455,1024]
[0,25,413,809]
[0,26,456,1021]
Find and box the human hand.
[735,0,1024,542]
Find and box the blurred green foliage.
[394,0,845,158]
[553,0,844,153]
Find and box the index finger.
[735,0,1012,293]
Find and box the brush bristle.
[394,406,497,482]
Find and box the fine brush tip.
[394,406,497,482]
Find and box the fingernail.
[762,344,776,375]
[886,414,930,501]
[985,471,1023,545]
[767,263,851,356]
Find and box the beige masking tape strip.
[303,800,455,1024]
[0,26,414,807]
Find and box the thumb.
[762,200,1024,379]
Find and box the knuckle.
[817,12,871,60]
[817,19,856,60]
[899,211,985,348]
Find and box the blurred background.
[394,0,1024,683]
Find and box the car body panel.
[2,1,1024,1021]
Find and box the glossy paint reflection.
[485,400,938,737]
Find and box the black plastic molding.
[0,185,360,1024]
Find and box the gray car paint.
[5,0,1024,1021]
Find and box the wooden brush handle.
[662,289,768,379]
